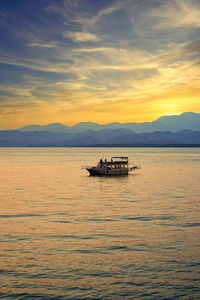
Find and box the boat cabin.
[86,156,133,176]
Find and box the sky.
[0,0,200,129]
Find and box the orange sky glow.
[0,0,200,129]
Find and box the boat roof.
[111,156,128,160]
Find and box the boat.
[85,156,139,176]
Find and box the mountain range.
[1,112,200,147]
[18,112,200,134]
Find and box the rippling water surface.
[0,147,200,299]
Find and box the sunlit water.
[0,147,200,299]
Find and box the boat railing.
[82,160,141,171]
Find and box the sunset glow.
[0,0,200,129]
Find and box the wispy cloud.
[75,1,123,30]
[63,31,100,42]
[158,0,200,29]
[28,42,59,48]
[0,51,71,73]
[0,85,34,98]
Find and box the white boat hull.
[85,156,139,176]
[86,166,129,176]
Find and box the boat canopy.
[111,157,128,165]
[111,156,128,160]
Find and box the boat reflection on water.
[85,156,140,176]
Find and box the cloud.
[0,85,34,98]
[142,0,200,30]
[28,42,59,48]
[0,51,72,73]
[79,1,123,30]
[182,40,200,57]
[168,0,200,28]
[63,31,100,42]
[73,47,113,53]
[157,39,200,68]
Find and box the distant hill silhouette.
[0,129,200,147]
[1,112,200,147]
[18,112,200,133]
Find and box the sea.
[0,147,200,299]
